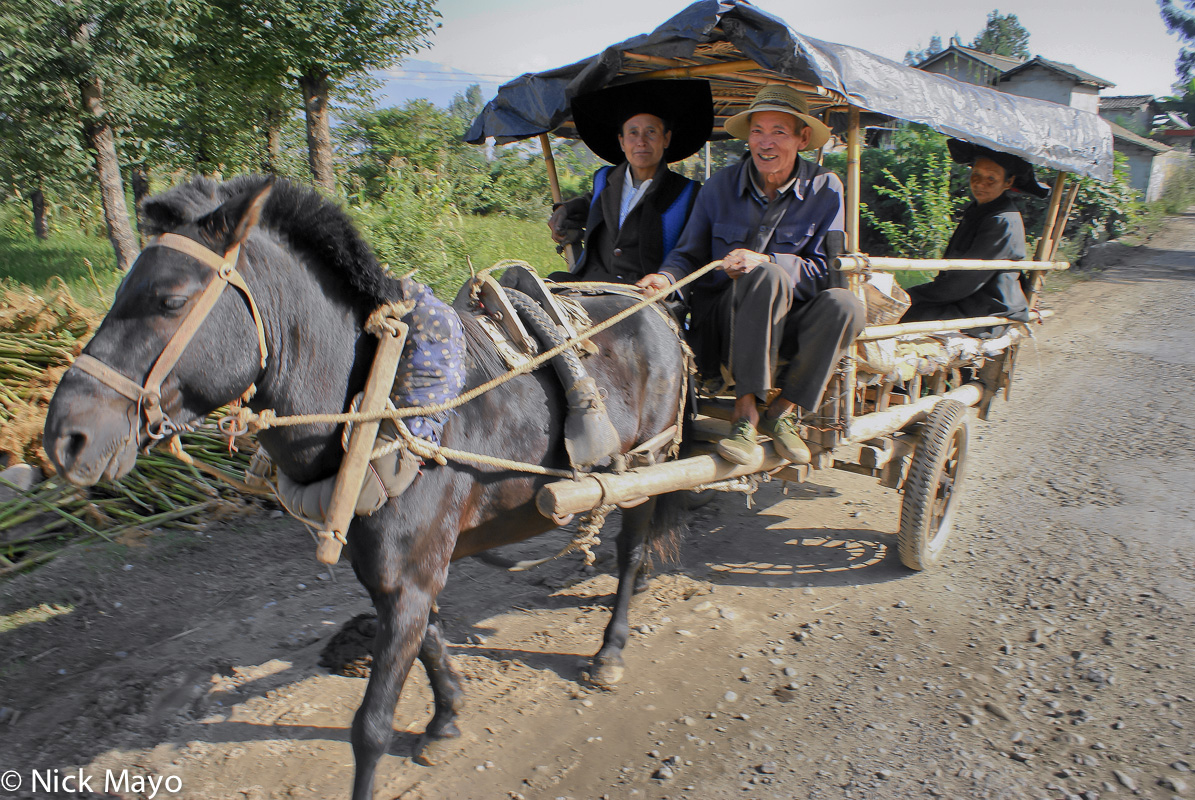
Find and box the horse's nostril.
[59,431,88,469]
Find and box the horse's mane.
[141,175,402,306]
[144,175,513,383]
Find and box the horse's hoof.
[583,660,625,688]
[412,733,460,767]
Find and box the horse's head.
[45,180,274,486]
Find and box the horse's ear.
[198,178,275,254]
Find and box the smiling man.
[547,79,711,284]
[639,85,865,467]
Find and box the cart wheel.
[898,399,970,571]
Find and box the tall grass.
[0,206,122,306]
[0,199,565,306]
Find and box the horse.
[42,175,689,800]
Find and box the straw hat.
[947,139,1051,198]
[571,79,713,165]
[724,85,832,151]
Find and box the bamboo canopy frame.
[467,1,1112,296]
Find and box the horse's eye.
[162,296,188,312]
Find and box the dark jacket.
[562,161,700,284]
[904,193,1030,323]
[659,155,847,304]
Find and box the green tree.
[0,0,198,268]
[904,34,945,66]
[210,0,440,193]
[340,89,490,211]
[1161,0,1195,81]
[0,73,91,239]
[971,10,1030,59]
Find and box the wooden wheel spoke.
[898,399,970,571]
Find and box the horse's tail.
[648,488,688,564]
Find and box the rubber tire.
[898,399,970,571]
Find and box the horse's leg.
[412,607,465,764]
[349,531,451,800]
[349,580,431,800]
[588,498,655,687]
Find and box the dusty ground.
[1,214,1193,800]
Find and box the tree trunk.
[130,165,150,245]
[298,70,335,194]
[262,101,283,174]
[30,188,48,240]
[80,77,138,270]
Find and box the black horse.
[43,176,688,799]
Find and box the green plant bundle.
[0,427,258,577]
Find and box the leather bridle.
[70,232,269,441]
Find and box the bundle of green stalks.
[0,284,270,577]
[0,427,260,577]
[0,283,97,467]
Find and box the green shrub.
[860,147,966,259]
[350,167,564,300]
[1158,157,1195,215]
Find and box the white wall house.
[1100,95,1160,136]
[917,45,1021,88]
[916,51,1174,203]
[996,57,1111,115]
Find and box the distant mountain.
[370,59,507,109]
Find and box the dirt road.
[2,214,1193,800]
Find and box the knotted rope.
[220,260,721,435]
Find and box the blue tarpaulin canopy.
[466,0,1113,181]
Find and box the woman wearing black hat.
[901,140,1049,336]
[547,80,712,284]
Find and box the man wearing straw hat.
[639,84,865,467]
[547,79,712,284]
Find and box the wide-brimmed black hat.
[571,79,713,165]
[947,139,1051,198]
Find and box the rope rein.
[220,261,721,435]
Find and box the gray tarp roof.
[466,0,1113,181]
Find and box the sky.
[375,0,1184,108]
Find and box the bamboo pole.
[315,323,407,565]
[845,107,861,254]
[836,256,1070,272]
[1027,172,1069,310]
[1034,173,1068,261]
[540,133,575,269]
[536,442,791,518]
[539,382,986,517]
[622,52,684,66]
[844,383,983,443]
[1048,181,1081,262]
[857,309,1052,341]
[620,65,846,102]
[622,59,761,80]
[841,109,864,422]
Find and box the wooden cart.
[467,0,1113,570]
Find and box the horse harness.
[67,236,696,567]
[70,233,269,441]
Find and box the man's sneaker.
[759,413,811,464]
[716,418,763,466]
